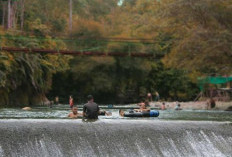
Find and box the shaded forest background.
[0,0,232,106]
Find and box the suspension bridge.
[0,35,165,58]
[0,46,156,58]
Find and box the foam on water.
[0,145,4,157]
[1,108,232,122]
[0,120,231,157]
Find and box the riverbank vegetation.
[0,0,231,106]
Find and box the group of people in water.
[67,95,159,119]
[22,94,219,118]
[22,92,190,119]
[161,102,182,110]
[68,95,113,119]
[69,95,98,119]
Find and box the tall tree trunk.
[20,0,25,30]
[12,1,18,29]
[69,0,72,33]
[2,2,6,27]
[7,0,11,29]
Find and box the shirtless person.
[68,107,82,118]
[134,102,150,112]
[69,95,74,108]
[161,102,166,110]
[22,107,32,111]
[119,102,150,117]
[119,107,159,117]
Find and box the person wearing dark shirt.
[83,95,100,119]
[175,104,182,110]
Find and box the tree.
[159,0,232,75]
[0,30,71,106]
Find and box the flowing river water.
[0,106,232,157]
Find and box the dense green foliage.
[1,0,232,105]
[0,30,71,106]
[161,0,232,75]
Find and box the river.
[0,107,231,157]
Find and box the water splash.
[0,120,231,157]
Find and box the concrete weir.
[0,119,231,157]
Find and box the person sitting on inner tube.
[119,102,155,117]
[135,102,150,112]
[119,109,159,117]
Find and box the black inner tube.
[124,110,159,117]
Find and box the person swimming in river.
[161,102,166,110]
[22,107,32,111]
[99,110,112,116]
[175,103,182,110]
[68,107,82,118]
[68,108,111,118]
[55,96,59,105]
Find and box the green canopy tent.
[198,76,232,91]
[195,76,232,101]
